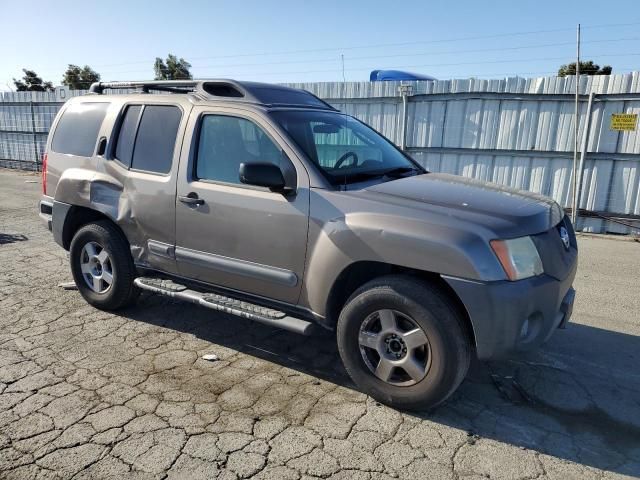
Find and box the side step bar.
[134,277,315,335]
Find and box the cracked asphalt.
[1,167,639,479]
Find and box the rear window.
[130,105,181,174]
[51,102,109,157]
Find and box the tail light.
[42,152,48,195]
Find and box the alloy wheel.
[79,241,113,294]
[358,309,432,386]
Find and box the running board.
[134,277,315,335]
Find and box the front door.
[175,108,310,305]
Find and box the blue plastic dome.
[370,70,437,81]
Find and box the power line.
[10,18,640,85]
[92,41,583,74]
[13,53,638,87]
[193,36,640,70]
[168,52,640,78]
[28,34,640,79]
[90,27,579,68]
[80,20,640,70]
[78,41,576,76]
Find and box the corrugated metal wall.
[2,75,639,233]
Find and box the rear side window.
[130,105,181,174]
[114,105,142,168]
[51,102,109,156]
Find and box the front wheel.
[337,275,471,410]
[69,220,139,310]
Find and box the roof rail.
[89,80,199,94]
[88,79,337,111]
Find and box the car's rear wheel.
[69,220,139,310]
[337,275,471,410]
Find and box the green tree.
[558,61,612,77]
[13,69,54,91]
[62,64,101,90]
[154,54,192,80]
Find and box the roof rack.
[89,80,198,94]
[88,79,337,110]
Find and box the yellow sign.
[610,113,638,131]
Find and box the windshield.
[270,110,423,185]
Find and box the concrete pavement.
[1,168,639,479]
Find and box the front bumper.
[443,259,577,360]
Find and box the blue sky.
[2,0,639,89]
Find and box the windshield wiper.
[380,166,422,178]
[334,171,386,184]
[331,166,422,185]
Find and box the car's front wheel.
[337,275,471,410]
[69,220,139,310]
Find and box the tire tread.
[337,274,471,410]
[69,220,139,310]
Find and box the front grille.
[531,216,578,281]
[557,216,577,249]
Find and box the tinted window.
[51,102,109,156]
[115,105,141,168]
[131,105,181,174]
[271,110,421,185]
[251,87,326,107]
[196,115,282,184]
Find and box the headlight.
[490,236,543,281]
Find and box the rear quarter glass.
[130,105,181,174]
[51,102,109,157]
[114,105,142,168]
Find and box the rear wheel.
[69,220,139,310]
[337,275,470,410]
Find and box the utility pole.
[29,101,39,171]
[398,83,413,151]
[571,23,581,225]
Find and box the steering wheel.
[334,151,359,169]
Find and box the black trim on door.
[174,246,298,287]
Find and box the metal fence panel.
[2,74,640,232]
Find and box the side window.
[196,115,282,184]
[130,105,182,174]
[114,105,141,168]
[51,102,109,157]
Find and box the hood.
[360,173,564,237]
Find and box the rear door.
[102,101,189,274]
[175,106,310,305]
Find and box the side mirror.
[239,162,290,193]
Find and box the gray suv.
[39,80,577,409]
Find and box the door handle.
[96,136,107,156]
[178,193,205,206]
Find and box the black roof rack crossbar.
[89,80,199,94]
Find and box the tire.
[336,275,471,411]
[69,220,140,311]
